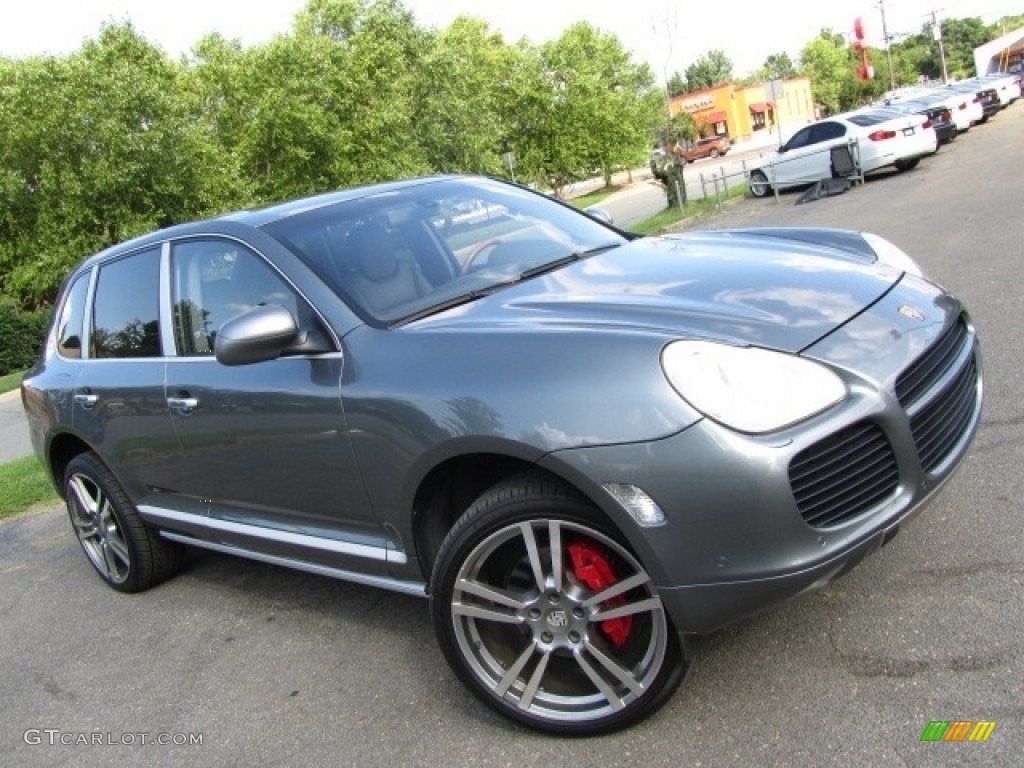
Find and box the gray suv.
[22,175,982,734]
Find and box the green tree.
[415,17,512,175]
[755,52,798,82]
[0,23,224,306]
[938,17,997,78]
[527,22,662,194]
[800,30,854,114]
[663,111,697,144]
[666,70,687,96]
[685,49,733,90]
[305,0,430,184]
[181,34,260,210]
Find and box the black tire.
[709,148,720,158]
[64,452,183,593]
[749,170,771,198]
[430,475,687,735]
[894,157,920,172]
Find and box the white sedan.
[968,73,1021,107]
[749,110,938,198]
[910,88,982,133]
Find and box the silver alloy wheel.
[749,170,770,198]
[67,472,131,585]
[449,519,668,723]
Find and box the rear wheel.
[749,170,771,198]
[430,476,686,735]
[894,157,920,172]
[64,452,183,593]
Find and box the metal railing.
[696,138,865,210]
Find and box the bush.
[0,298,51,375]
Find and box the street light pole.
[652,8,679,142]
[878,0,896,92]
[930,11,950,83]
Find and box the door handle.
[167,396,199,414]
[73,392,98,408]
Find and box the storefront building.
[669,78,816,142]
[974,26,1024,74]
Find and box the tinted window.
[811,122,847,141]
[92,249,162,359]
[56,272,91,359]
[171,239,300,356]
[783,127,813,150]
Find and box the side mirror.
[215,304,300,366]
[584,207,615,226]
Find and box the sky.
[1,0,1021,80]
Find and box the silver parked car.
[22,175,982,734]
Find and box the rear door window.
[810,122,847,142]
[91,248,162,359]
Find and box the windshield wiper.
[517,242,623,281]
[392,242,623,327]
[390,290,491,327]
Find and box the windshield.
[262,177,625,325]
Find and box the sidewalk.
[0,388,32,464]
[561,165,654,201]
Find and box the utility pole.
[929,10,950,83]
[877,0,897,93]
[652,6,679,142]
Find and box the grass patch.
[0,369,26,395]
[0,455,59,521]
[569,185,621,209]
[630,183,749,236]
[630,207,688,236]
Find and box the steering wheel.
[461,239,504,274]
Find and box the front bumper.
[543,279,982,634]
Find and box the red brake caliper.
[568,540,633,648]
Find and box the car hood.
[413,231,904,352]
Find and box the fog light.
[602,484,666,527]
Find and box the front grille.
[895,317,968,406]
[895,315,979,473]
[790,422,900,528]
[908,353,978,472]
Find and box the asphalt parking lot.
[2,103,1023,767]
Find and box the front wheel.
[749,170,771,198]
[430,476,686,735]
[64,452,183,593]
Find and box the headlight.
[862,232,923,277]
[661,341,846,434]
